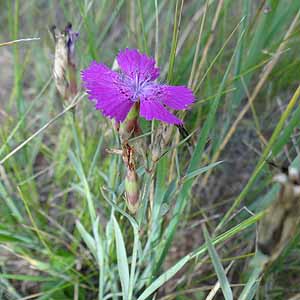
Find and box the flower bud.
[118,102,141,143]
[125,168,139,214]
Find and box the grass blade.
[238,266,261,300]
[75,220,97,259]
[203,225,233,300]
[217,83,300,231]
[69,150,96,224]
[182,160,223,182]
[137,254,191,300]
[93,217,105,300]
[113,216,130,300]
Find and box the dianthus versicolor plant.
[82,48,194,213]
[70,47,201,300]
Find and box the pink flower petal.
[138,83,194,124]
[140,99,183,125]
[117,48,160,81]
[81,62,134,122]
[160,85,195,110]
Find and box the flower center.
[118,72,151,103]
[131,73,144,100]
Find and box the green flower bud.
[118,102,141,143]
[125,169,139,214]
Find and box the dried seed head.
[51,23,79,101]
[125,168,139,214]
[65,23,79,67]
[65,23,79,97]
[257,167,300,266]
[51,25,68,99]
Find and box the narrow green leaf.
[182,161,223,182]
[0,274,55,282]
[93,217,105,300]
[238,266,262,300]
[102,189,140,299]
[137,255,191,300]
[203,226,233,300]
[0,181,23,223]
[69,151,96,223]
[167,0,183,83]
[0,230,33,244]
[76,220,97,259]
[113,216,130,300]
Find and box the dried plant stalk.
[257,167,300,266]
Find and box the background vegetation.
[1,0,300,299]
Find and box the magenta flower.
[81,49,194,125]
